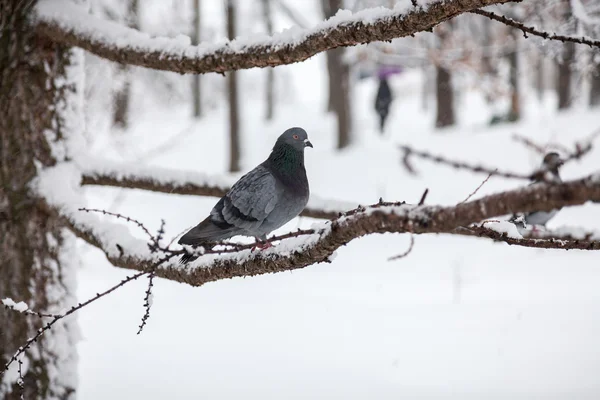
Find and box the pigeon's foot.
[251,240,273,252]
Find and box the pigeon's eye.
[292,134,299,140]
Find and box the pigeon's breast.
[253,185,309,236]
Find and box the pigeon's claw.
[251,239,273,252]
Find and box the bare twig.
[137,270,155,335]
[418,188,429,206]
[17,357,24,400]
[2,269,152,375]
[400,140,593,181]
[471,9,600,49]
[511,134,569,155]
[459,173,494,204]
[460,225,600,250]
[400,145,531,179]
[388,234,415,260]
[78,208,154,241]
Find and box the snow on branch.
[79,159,353,220]
[64,174,600,288]
[35,0,517,75]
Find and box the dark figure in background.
[373,65,402,133]
[375,77,392,133]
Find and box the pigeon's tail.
[178,217,238,264]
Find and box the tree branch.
[79,163,352,220]
[35,0,517,75]
[64,174,600,287]
[470,9,600,48]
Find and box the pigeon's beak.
[304,139,313,148]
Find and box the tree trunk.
[557,0,574,110]
[321,0,352,149]
[192,0,202,117]
[535,54,545,102]
[507,28,520,121]
[227,0,240,172]
[262,0,274,120]
[113,0,139,128]
[557,42,575,110]
[435,22,455,128]
[590,61,600,107]
[0,1,78,399]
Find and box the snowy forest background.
[2,0,600,398]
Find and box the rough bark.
[435,22,455,128]
[192,0,202,117]
[0,1,77,398]
[64,175,600,288]
[321,0,352,148]
[35,0,518,75]
[112,0,139,128]
[262,0,274,120]
[227,0,240,172]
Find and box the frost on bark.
[0,1,78,399]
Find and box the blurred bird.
[510,152,565,231]
[178,127,312,263]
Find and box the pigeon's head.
[276,127,313,151]
[542,152,564,170]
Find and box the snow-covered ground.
[72,3,600,399]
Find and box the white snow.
[35,0,434,67]
[26,1,600,399]
[2,298,29,313]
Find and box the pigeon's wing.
[218,164,281,231]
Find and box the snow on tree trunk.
[227,0,240,172]
[321,0,352,149]
[0,1,80,398]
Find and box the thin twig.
[388,234,415,260]
[17,357,24,400]
[400,145,531,179]
[459,173,494,204]
[2,269,152,375]
[137,270,155,335]
[470,9,600,48]
[418,188,429,206]
[78,208,154,241]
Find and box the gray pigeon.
[179,127,312,263]
[511,152,564,230]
